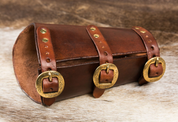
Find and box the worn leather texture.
[36,27,58,106]
[86,25,114,98]
[13,23,162,104]
[132,27,163,85]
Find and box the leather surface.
[132,27,163,85]
[35,23,146,62]
[36,27,58,106]
[86,25,114,98]
[13,23,154,105]
[55,56,146,101]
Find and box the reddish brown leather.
[13,23,164,105]
[100,70,114,83]
[86,25,113,64]
[149,64,163,77]
[132,26,163,85]
[86,25,114,98]
[36,27,58,106]
[42,78,58,92]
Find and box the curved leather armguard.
[86,25,114,98]
[36,27,58,106]
[132,26,163,85]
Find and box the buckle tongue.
[35,71,65,98]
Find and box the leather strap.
[132,26,163,85]
[86,25,114,98]
[36,27,58,106]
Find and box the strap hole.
[148,40,152,43]
[46,58,51,63]
[105,61,108,63]
[50,88,53,91]
[105,79,112,83]
[45,45,48,48]
[104,51,108,56]
[47,68,52,71]
[156,72,159,75]
[151,45,154,50]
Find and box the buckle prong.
[48,72,52,82]
[106,64,110,74]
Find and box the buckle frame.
[143,57,166,82]
[35,71,65,98]
[93,63,119,89]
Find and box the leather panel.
[35,23,146,62]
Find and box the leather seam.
[55,50,147,62]
[56,55,147,69]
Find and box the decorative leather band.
[132,26,163,85]
[86,25,114,98]
[36,27,58,106]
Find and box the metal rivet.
[90,27,96,31]
[140,31,146,33]
[40,28,47,34]
[94,34,99,38]
[46,52,49,55]
[135,27,139,29]
[42,38,48,43]
[146,35,149,38]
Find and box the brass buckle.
[35,71,65,98]
[143,57,166,82]
[93,63,119,89]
